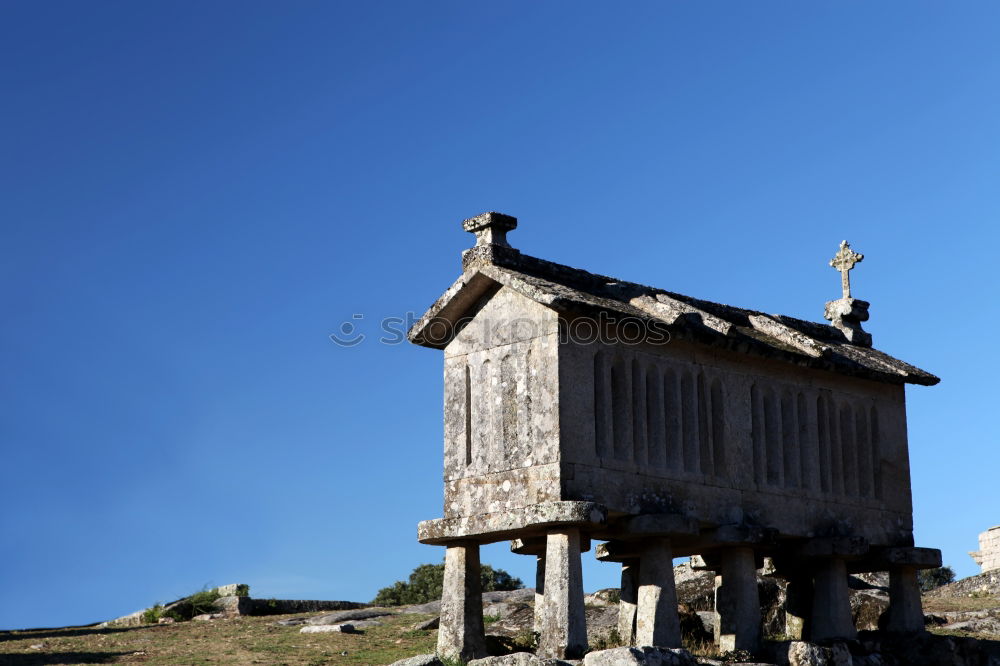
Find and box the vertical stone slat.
[855,405,872,498]
[464,363,472,467]
[782,391,800,489]
[840,404,858,498]
[612,355,633,462]
[829,396,844,496]
[646,366,665,469]
[697,372,713,477]
[711,378,726,480]
[681,370,700,474]
[751,384,765,487]
[632,359,647,467]
[594,350,610,459]
[871,406,882,500]
[798,392,818,493]
[764,388,783,487]
[664,368,682,472]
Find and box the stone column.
[715,546,761,653]
[618,560,639,645]
[538,528,587,659]
[636,537,681,648]
[437,542,487,661]
[883,565,925,633]
[810,558,856,641]
[534,552,545,633]
[783,571,813,640]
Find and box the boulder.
[411,616,440,631]
[388,655,443,666]
[301,624,356,633]
[582,646,696,666]
[305,609,395,625]
[767,641,852,666]
[469,653,578,665]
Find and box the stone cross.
[829,240,864,299]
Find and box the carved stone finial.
[824,240,871,347]
[463,212,517,248]
[829,240,864,300]
[461,212,519,269]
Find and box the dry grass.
[922,594,1000,614]
[0,612,438,666]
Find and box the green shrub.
[142,604,164,624]
[372,562,524,606]
[186,587,222,616]
[919,566,956,592]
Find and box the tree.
[918,565,955,592]
[372,561,524,606]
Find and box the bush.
[373,562,524,606]
[919,566,956,592]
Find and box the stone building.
[970,526,1000,573]
[407,213,941,660]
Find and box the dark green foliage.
[372,562,524,606]
[186,587,222,616]
[919,566,956,592]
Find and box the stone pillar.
[534,552,545,633]
[883,565,925,633]
[538,528,587,659]
[437,542,487,661]
[810,558,857,641]
[784,571,813,640]
[618,560,639,645]
[715,546,761,653]
[635,537,681,648]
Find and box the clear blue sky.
[2,1,997,630]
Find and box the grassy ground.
[0,612,437,666]
[922,593,1000,615]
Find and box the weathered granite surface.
[970,525,1000,573]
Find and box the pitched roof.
[408,240,939,387]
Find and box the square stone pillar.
[437,542,487,661]
[636,537,681,648]
[715,546,761,653]
[538,528,587,659]
[883,565,925,633]
[618,560,639,645]
[810,558,857,642]
[783,571,813,640]
[534,552,545,633]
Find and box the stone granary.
[407,212,941,661]
[970,526,1000,573]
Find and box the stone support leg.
[618,560,639,645]
[538,528,587,659]
[810,558,857,642]
[636,537,681,648]
[437,542,487,662]
[715,546,761,653]
[784,571,813,640]
[884,565,925,633]
[533,552,545,633]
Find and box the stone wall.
[558,336,914,547]
[971,526,1000,573]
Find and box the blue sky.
[1,1,997,630]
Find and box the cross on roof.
[829,240,864,300]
